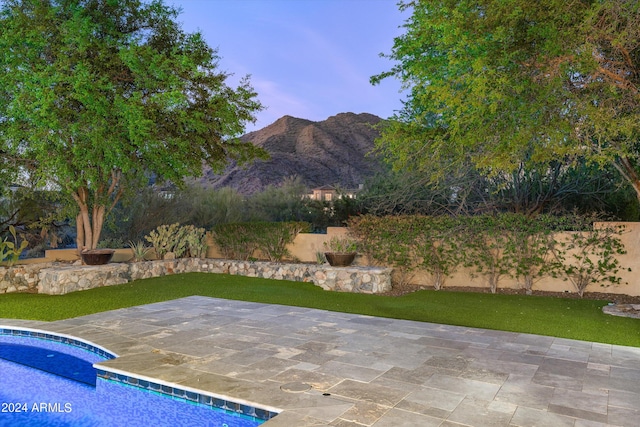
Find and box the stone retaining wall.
[1,259,392,295]
[0,263,54,293]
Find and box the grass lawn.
[1,272,638,347]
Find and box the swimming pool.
[0,328,274,426]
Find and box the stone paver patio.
[2,296,640,426]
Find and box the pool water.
[0,334,266,427]
[0,340,100,386]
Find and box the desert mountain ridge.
[197,112,387,195]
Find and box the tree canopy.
[0,0,265,250]
[372,0,640,204]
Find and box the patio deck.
[2,296,639,426]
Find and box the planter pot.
[81,249,115,265]
[324,252,356,267]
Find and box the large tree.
[372,1,640,204]
[0,0,264,251]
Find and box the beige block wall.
[30,223,640,296]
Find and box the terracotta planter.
[81,249,115,265]
[324,252,356,267]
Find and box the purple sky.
[169,0,407,132]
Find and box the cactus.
[145,223,181,259]
[183,225,208,258]
[144,223,207,260]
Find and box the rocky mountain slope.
[199,112,385,194]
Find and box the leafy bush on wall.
[349,213,628,295]
[211,222,310,261]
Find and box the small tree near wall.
[551,221,628,297]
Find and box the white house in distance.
[308,184,363,201]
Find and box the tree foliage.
[245,176,311,223]
[373,0,640,203]
[0,0,264,250]
[358,158,626,218]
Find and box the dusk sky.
[169,0,407,133]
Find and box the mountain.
[198,112,386,195]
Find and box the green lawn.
[1,273,638,347]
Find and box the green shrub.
[349,215,425,286]
[500,214,566,295]
[211,223,257,260]
[211,222,310,261]
[414,215,464,290]
[349,215,464,288]
[323,236,358,253]
[549,217,628,297]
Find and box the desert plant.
[211,222,309,261]
[323,236,358,254]
[211,223,258,260]
[0,226,29,266]
[254,222,309,261]
[145,223,182,259]
[245,177,310,223]
[179,186,245,229]
[182,225,208,258]
[144,224,208,259]
[171,227,189,258]
[128,240,150,262]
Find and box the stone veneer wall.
[0,263,54,293]
[0,259,392,295]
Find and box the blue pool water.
[0,332,268,426]
[0,340,101,386]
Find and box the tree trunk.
[614,157,640,205]
[74,203,107,252]
[75,212,85,254]
[432,268,445,290]
[73,187,94,253]
[71,171,124,253]
[91,205,106,250]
